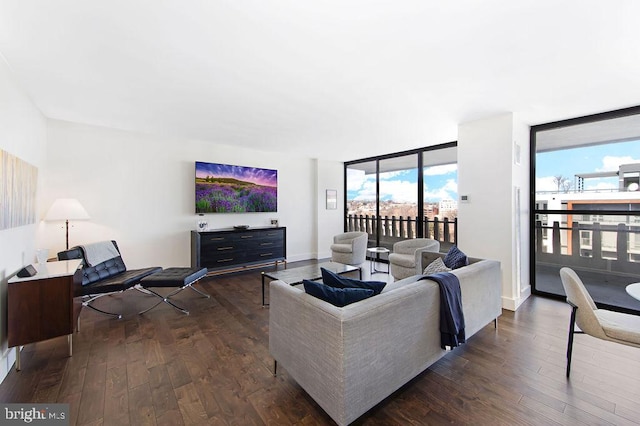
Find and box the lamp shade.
[45,198,90,221]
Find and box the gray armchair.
[389,238,440,280]
[330,232,368,267]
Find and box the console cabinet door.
[8,275,74,348]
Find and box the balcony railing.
[346,214,457,248]
[535,220,640,275]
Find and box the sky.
[347,163,458,203]
[347,138,640,203]
[536,139,640,192]
[195,161,277,187]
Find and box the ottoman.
[138,267,209,315]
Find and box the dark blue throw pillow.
[320,267,387,295]
[443,246,468,269]
[303,280,375,307]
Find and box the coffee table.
[261,262,362,306]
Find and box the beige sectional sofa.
[269,251,502,426]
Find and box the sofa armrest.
[413,243,440,274]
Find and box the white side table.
[626,283,640,301]
[367,247,390,274]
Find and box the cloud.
[380,170,412,180]
[424,164,457,176]
[584,179,618,191]
[379,180,417,203]
[425,179,458,201]
[596,156,640,172]
[346,168,372,192]
[351,177,377,201]
[536,176,560,192]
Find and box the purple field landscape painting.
[195,162,277,213]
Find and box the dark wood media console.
[191,227,286,274]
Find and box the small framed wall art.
[326,189,337,210]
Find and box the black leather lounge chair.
[58,240,161,323]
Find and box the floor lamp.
[45,198,91,250]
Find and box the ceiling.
[1,0,640,162]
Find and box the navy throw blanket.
[419,272,466,349]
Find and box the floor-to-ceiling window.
[423,145,458,252]
[345,142,457,250]
[531,106,640,314]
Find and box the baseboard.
[286,252,317,263]
[0,347,17,385]
[317,251,332,260]
[501,287,531,311]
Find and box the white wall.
[38,120,319,268]
[0,56,47,380]
[458,113,530,310]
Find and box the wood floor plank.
[128,383,156,426]
[148,364,180,418]
[76,362,106,425]
[126,359,149,390]
[174,382,209,425]
[103,365,129,426]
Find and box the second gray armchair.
[330,231,368,267]
[389,238,440,280]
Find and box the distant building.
[536,163,640,261]
[439,199,458,218]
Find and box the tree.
[553,175,569,193]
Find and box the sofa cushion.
[321,267,386,295]
[303,279,375,307]
[444,246,468,269]
[77,267,162,296]
[423,257,452,275]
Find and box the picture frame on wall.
[0,149,38,230]
[326,189,337,210]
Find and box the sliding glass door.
[531,107,640,314]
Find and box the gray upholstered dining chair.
[559,267,640,377]
[330,232,368,267]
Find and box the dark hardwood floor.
[1,262,639,425]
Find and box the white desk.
[626,283,640,301]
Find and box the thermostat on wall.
[460,195,469,202]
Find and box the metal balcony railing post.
[552,221,561,255]
[571,222,580,257]
[617,223,628,262]
[593,223,602,260]
[443,217,450,243]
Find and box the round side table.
[626,283,640,301]
[366,247,390,275]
